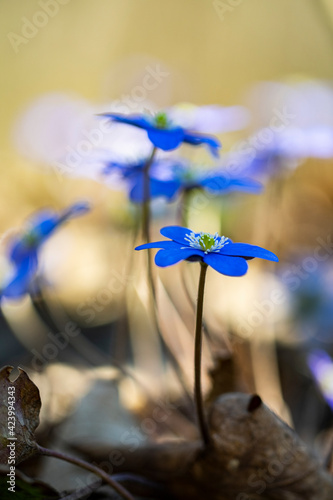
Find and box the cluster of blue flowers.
[101,110,263,203]
[1,105,278,300]
[0,103,279,458]
[101,108,277,275]
[102,157,263,203]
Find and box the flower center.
[154,112,169,129]
[184,231,229,254]
[181,168,197,183]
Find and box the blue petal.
[29,211,60,239]
[160,226,192,244]
[8,237,32,264]
[200,175,231,192]
[1,254,38,299]
[101,113,152,131]
[7,216,57,267]
[128,174,148,202]
[8,214,59,265]
[204,253,248,276]
[102,161,124,173]
[151,179,180,200]
[182,132,221,157]
[103,159,146,177]
[155,248,204,267]
[147,127,185,151]
[61,201,90,220]
[227,178,263,193]
[135,241,182,251]
[219,243,278,262]
[37,217,59,238]
[30,203,90,239]
[200,175,262,194]
[129,177,180,202]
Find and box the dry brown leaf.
[0,366,41,465]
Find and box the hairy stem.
[194,262,211,448]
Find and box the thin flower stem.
[140,147,192,401]
[60,480,102,500]
[180,189,191,227]
[141,145,158,339]
[146,242,193,404]
[36,445,135,500]
[142,146,157,243]
[141,146,163,362]
[181,264,216,353]
[194,262,211,448]
[30,285,152,396]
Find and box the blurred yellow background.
[1,0,333,337]
[2,0,333,150]
[0,0,332,217]
[2,1,333,441]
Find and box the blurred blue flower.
[227,138,300,183]
[166,103,250,134]
[103,158,262,204]
[102,158,180,203]
[135,225,278,276]
[236,80,333,182]
[167,163,263,196]
[280,261,333,344]
[308,349,333,409]
[1,201,90,299]
[100,111,221,157]
[228,124,333,182]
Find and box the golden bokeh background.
[1,1,333,428]
[2,0,333,147]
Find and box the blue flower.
[100,111,221,157]
[166,163,262,195]
[1,201,90,299]
[103,159,262,203]
[308,350,333,409]
[280,260,333,344]
[135,225,278,276]
[102,158,179,203]
[167,103,249,134]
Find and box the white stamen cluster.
[184,231,229,254]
